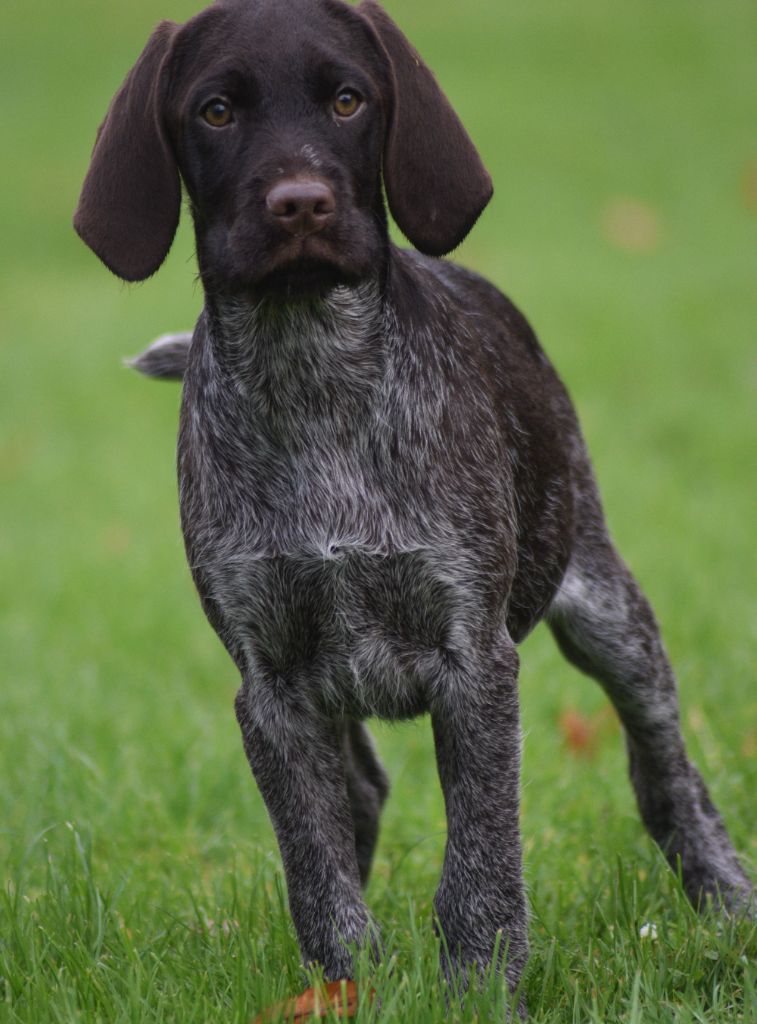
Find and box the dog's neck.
[203,280,386,448]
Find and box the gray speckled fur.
[80,0,753,1008]
[177,263,533,983]
[160,251,752,990]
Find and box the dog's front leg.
[234,683,374,979]
[431,634,528,998]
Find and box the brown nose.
[265,178,336,236]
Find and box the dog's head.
[74,0,492,297]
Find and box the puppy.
[74,0,753,1006]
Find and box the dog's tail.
[126,332,192,381]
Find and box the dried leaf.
[741,159,757,214]
[99,522,133,556]
[254,980,373,1023]
[560,709,594,754]
[741,730,757,758]
[559,706,618,757]
[601,196,663,253]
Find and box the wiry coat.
[74,0,753,1010]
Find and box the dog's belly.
[207,545,480,720]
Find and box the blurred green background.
[1,1,755,1020]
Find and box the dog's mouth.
[249,230,363,298]
[258,256,358,299]
[215,213,379,300]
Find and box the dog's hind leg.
[341,720,390,888]
[546,510,753,914]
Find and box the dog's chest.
[190,421,483,717]
[211,540,473,717]
[180,299,506,716]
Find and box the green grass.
[1,0,756,1020]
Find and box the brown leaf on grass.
[559,706,618,757]
[253,980,374,1023]
[601,196,664,253]
[741,159,757,215]
[99,522,133,556]
[0,437,34,480]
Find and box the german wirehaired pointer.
[74,0,753,1007]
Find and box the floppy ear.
[74,21,181,282]
[357,0,493,256]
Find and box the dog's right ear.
[74,21,180,282]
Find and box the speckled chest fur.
[179,254,573,722]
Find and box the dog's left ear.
[74,21,181,282]
[357,0,493,256]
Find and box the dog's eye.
[202,98,233,128]
[333,89,362,118]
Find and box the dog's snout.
[265,177,336,236]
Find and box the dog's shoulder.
[387,248,566,414]
[389,248,548,361]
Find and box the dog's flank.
[76,0,754,1012]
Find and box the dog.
[74,0,753,1007]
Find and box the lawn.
[0,0,755,1020]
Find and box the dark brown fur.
[74,0,754,1012]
